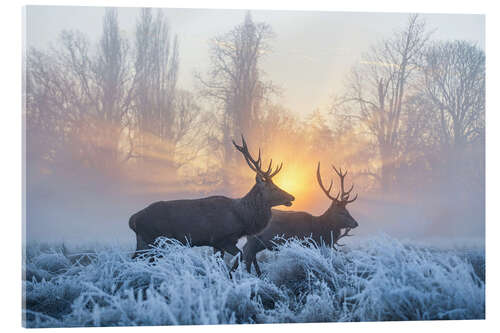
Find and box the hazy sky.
[25,6,484,117]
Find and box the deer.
[243,162,359,276]
[128,135,295,273]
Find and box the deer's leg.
[243,241,257,274]
[244,253,253,274]
[132,234,148,259]
[243,236,267,276]
[253,257,262,277]
[223,244,243,273]
[244,251,261,276]
[231,256,243,272]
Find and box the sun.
[275,173,303,195]
[273,164,313,210]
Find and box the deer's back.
[247,210,316,250]
[132,196,244,247]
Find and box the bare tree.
[423,40,485,152]
[26,48,64,167]
[94,8,133,168]
[27,30,97,170]
[197,11,275,186]
[26,8,133,174]
[387,91,444,189]
[132,8,180,169]
[255,104,300,151]
[27,7,204,188]
[335,14,430,190]
[420,40,485,192]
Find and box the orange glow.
[40,113,377,210]
[272,162,317,211]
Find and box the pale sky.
[25,6,485,117]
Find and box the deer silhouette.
[243,162,359,276]
[129,135,295,273]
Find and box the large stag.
[129,135,295,272]
[243,162,359,276]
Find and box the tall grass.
[22,235,484,327]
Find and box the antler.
[317,162,358,204]
[332,165,358,204]
[316,162,338,201]
[233,135,283,179]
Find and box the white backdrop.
[3,0,499,332]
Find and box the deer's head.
[316,162,359,230]
[233,135,295,207]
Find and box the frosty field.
[22,235,485,328]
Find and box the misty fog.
[24,7,485,247]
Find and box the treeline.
[26,9,202,192]
[332,15,484,195]
[26,9,484,201]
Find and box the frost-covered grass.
[22,235,484,328]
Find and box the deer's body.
[129,136,294,272]
[247,209,342,250]
[130,191,276,257]
[243,162,359,276]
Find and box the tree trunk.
[380,143,395,191]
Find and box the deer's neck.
[318,208,332,223]
[317,210,342,241]
[237,186,272,236]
